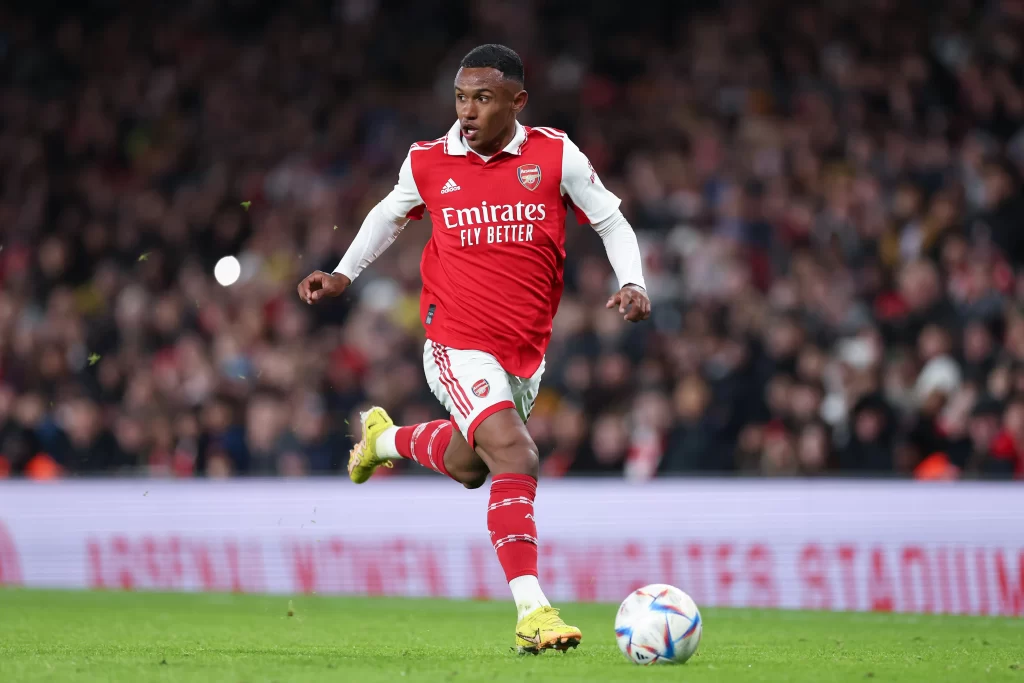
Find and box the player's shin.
[487,473,551,619]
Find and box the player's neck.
[473,122,517,157]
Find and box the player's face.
[454,67,527,156]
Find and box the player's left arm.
[560,137,650,322]
[593,213,651,322]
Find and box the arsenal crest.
[472,379,490,398]
[517,164,542,191]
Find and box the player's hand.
[606,284,651,322]
[297,271,350,304]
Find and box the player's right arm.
[297,152,425,304]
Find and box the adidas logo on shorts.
[440,178,461,194]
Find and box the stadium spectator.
[1,0,1024,480]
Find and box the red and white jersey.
[380,121,622,378]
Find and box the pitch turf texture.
[0,590,1021,683]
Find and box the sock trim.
[490,472,538,489]
[493,533,538,550]
[487,496,533,511]
[408,423,428,462]
[426,421,452,477]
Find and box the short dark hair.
[459,44,524,85]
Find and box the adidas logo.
[440,178,461,194]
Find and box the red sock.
[487,473,538,581]
[395,421,453,478]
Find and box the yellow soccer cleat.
[515,606,582,655]
[347,407,394,484]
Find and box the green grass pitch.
[0,589,1022,682]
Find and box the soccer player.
[297,44,649,653]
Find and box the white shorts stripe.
[431,343,471,417]
[438,343,474,417]
[439,345,475,413]
[432,343,472,415]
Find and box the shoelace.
[532,607,564,628]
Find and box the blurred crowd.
[2,0,1024,480]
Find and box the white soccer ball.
[614,583,702,665]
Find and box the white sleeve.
[591,210,647,292]
[332,204,407,281]
[559,136,621,225]
[378,152,425,220]
[332,152,425,281]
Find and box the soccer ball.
[614,583,702,665]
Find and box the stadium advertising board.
[0,480,1021,616]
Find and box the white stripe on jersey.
[410,138,446,152]
[531,126,565,139]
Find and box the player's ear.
[512,89,528,114]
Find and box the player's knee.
[480,430,539,477]
[447,462,489,489]
[462,472,488,490]
[517,438,541,476]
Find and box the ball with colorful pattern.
[614,583,702,665]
